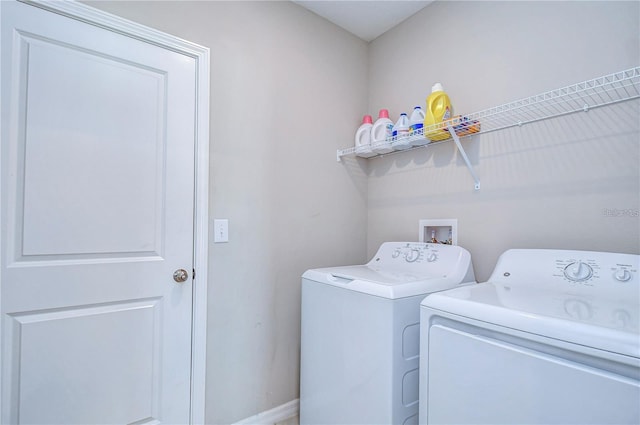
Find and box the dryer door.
[424,324,640,424]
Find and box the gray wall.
[367,1,640,281]
[87,1,368,423]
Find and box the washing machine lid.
[422,249,640,358]
[303,242,476,299]
[302,265,470,299]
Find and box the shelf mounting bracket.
[446,125,480,190]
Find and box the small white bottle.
[371,109,393,154]
[409,106,428,146]
[392,113,410,137]
[354,115,376,158]
[409,106,425,134]
[392,113,411,150]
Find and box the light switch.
[214,219,229,243]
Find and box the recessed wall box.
[419,219,458,245]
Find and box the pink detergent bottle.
[354,115,376,158]
[371,109,393,154]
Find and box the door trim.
[11,1,210,422]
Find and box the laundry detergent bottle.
[371,109,394,154]
[424,83,453,141]
[409,106,425,135]
[392,113,410,138]
[409,106,429,146]
[391,113,411,150]
[354,115,376,158]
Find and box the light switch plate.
[214,219,229,243]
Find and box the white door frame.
[4,1,210,422]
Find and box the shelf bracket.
[446,125,481,190]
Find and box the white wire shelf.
[338,66,640,161]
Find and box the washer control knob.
[426,252,438,262]
[405,249,420,263]
[392,249,401,259]
[563,261,593,282]
[614,268,632,282]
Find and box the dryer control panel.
[554,257,637,285]
[490,249,639,287]
[487,249,639,331]
[554,254,637,286]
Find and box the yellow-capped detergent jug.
[424,83,453,141]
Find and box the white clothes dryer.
[300,242,476,425]
[419,249,640,424]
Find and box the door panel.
[20,33,165,258]
[1,1,196,423]
[11,298,160,424]
[18,33,166,259]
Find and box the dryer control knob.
[563,261,593,282]
[564,299,592,320]
[613,309,631,328]
[614,268,632,282]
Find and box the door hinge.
[192,268,196,280]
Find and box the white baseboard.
[233,399,299,425]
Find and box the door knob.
[173,269,189,283]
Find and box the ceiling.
[293,1,433,42]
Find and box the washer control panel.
[367,242,472,278]
[387,242,440,264]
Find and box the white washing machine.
[300,242,476,425]
[419,249,640,424]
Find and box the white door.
[1,1,198,423]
